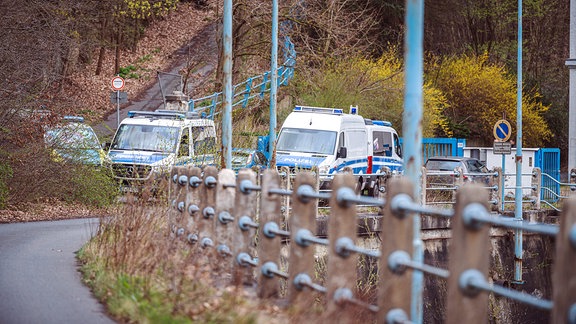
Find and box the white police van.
[275,105,403,196]
[107,109,216,191]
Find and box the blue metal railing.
[188,36,296,119]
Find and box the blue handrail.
[189,36,296,119]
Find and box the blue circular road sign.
[493,119,512,142]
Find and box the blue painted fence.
[535,148,561,202]
[188,36,296,119]
[400,137,466,162]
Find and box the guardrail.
[166,166,575,323]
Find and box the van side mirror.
[337,147,347,159]
[102,142,111,150]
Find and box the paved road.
[94,22,217,141]
[0,218,116,324]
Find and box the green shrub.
[0,156,13,209]
[67,165,118,208]
[288,49,448,136]
[428,53,551,146]
[7,142,117,208]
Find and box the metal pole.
[157,72,167,109]
[116,90,120,127]
[222,0,233,169]
[501,154,506,211]
[404,0,424,322]
[568,0,576,177]
[513,0,524,284]
[269,0,278,160]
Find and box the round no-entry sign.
[111,76,125,91]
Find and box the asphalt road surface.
[0,218,115,324]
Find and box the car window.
[466,159,488,173]
[45,123,101,150]
[426,160,461,171]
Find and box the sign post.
[111,76,125,127]
[493,119,513,211]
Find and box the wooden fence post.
[257,169,283,298]
[231,169,257,286]
[185,166,202,243]
[326,173,358,322]
[421,166,427,205]
[288,171,318,309]
[214,169,236,274]
[531,167,541,210]
[378,178,414,322]
[169,166,187,236]
[197,166,218,260]
[491,167,502,213]
[453,166,464,202]
[280,166,291,222]
[551,197,576,323]
[446,184,490,324]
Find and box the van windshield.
[111,124,179,153]
[277,128,337,155]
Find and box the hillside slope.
[65,2,218,133]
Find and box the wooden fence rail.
[166,166,575,323]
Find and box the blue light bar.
[127,110,185,119]
[293,106,344,115]
[350,105,358,115]
[63,116,84,123]
[372,120,392,127]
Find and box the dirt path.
[94,22,218,140]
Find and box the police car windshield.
[44,123,101,150]
[276,128,337,155]
[111,124,179,153]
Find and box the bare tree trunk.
[95,47,106,76]
[95,17,109,76]
[114,30,121,75]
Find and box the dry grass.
[78,182,294,323]
[78,176,386,323]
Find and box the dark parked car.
[425,156,491,185]
[231,148,268,171]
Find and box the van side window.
[337,132,345,150]
[347,130,367,157]
[192,126,216,155]
[178,128,190,157]
[394,133,402,158]
[373,131,393,157]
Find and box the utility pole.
[222,0,233,169]
[568,0,576,177]
[269,0,278,164]
[403,1,424,322]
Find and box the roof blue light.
[372,120,392,127]
[127,110,185,119]
[293,106,345,115]
[63,116,84,123]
